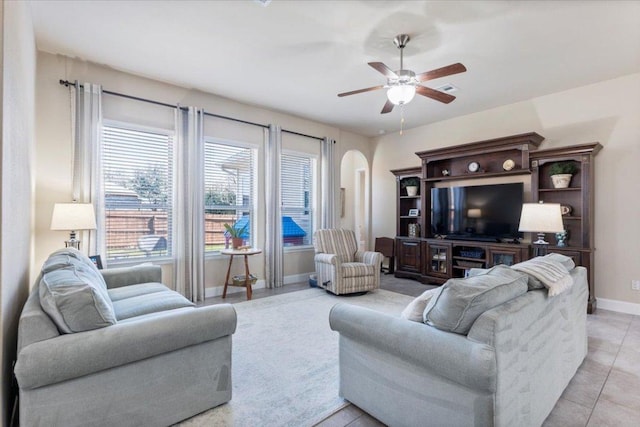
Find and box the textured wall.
[1,0,36,423]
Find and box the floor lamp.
[518,202,564,257]
[50,203,97,251]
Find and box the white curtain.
[73,81,105,258]
[265,125,283,288]
[321,137,336,229]
[174,106,205,302]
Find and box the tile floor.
[203,275,640,427]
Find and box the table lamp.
[50,203,97,250]
[518,202,564,256]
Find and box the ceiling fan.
[338,34,467,114]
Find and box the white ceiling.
[29,0,640,137]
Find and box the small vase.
[406,186,418,196]
[551,174,572,189]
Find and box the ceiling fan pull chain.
[400,104,405,136]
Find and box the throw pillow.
[471,264,547,291]
[40,265,117,333]
[42,248,108,291]
[423,265,528,335]
[400,287,441,322]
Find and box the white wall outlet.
[632,280,640,291]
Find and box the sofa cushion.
[401,287,441,322]
[423,265,528,335]
[108,282,169,302]
[42,248,108,291]
[341,262,376,278]
[470,264,545,291]
[112,290,195,320]
[39,266,117,333]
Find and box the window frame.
[101,119,175,266]
[281,149,318,252]
[203,136,258,257]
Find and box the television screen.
[431,183,524,242]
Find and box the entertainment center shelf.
[391,133,602,313]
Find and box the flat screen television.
[431,183,524,242]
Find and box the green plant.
[548,162,579,176]
[223,222,248,238]
[401,177,420,188]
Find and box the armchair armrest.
[329,303,496,393]
[314,253,338,265]
[354,251,383,265]
[101,264,162,289]
[15,304,236,390]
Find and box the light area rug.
[177,288,413,427]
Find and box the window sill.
[106,256,173,268]
[284,245,314,253]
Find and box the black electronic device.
[431,183,524,242]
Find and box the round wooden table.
[221,248,262,300]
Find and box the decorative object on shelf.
[502,159,515,171]
[408,223,420,237]
[88,255,103,269]
[560,204,573,216]
[408,208,420,217]
[223,222,248,249]
[518,202,564,256]
[467,161,480,173]
[549,161,579,189]
[401,177,420,196]
[555,230,569,247]
[442,169,450,176]
[50,202,97,250]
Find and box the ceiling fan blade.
[381,100,394,114]
[368,62,398,79]
[338,85,385,97]
[416,63,467,82]
[416,85,456,104]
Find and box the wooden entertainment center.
[391,132,601,313]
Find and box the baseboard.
[204,272,313,298]
[597,298,640,316]
[284,272,313,285]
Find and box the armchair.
[313,229,383,295]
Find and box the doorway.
[340,150,369,250]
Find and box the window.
[102,122,173,261]
[204,139,255,252]
[281,152,316,247]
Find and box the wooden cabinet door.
[425,242,451,278]
[487,246,525,267]
[397,239,422,273]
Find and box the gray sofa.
[15,249,237,427]
[330,264,588,427]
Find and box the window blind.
[102,123,173,260]
[204,140,255,251]
[281,153,314,246]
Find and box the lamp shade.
[467,208,482,219]
[50,203,97,231]
[518,203,564,233]
[387,84,416,105]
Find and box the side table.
[221,248,262,300]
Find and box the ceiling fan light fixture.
[387,84,416,105]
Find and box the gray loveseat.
[15,248,237,427]
[330,262,588,427]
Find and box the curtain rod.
[282,129,326,142]
[60,79,330,141]
[60,79,270,129]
